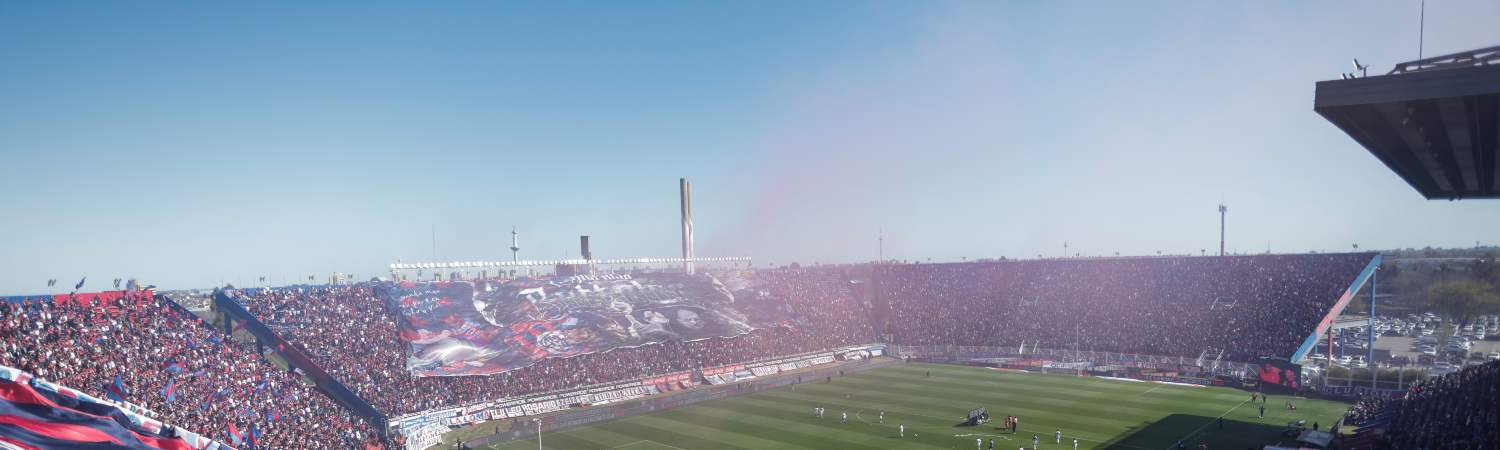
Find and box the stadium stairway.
[209,290,388,433]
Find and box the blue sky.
[2,1,1498,292]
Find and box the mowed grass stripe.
[845,372,1152,406]
[686,400,968,449]
[484,422,676,450]
[462,362,1351,450]
[685,397,917,450]
[589,419,759,450]
[482,425,600,450]
[741,383,1150,446]
[748,387,1140,442]
[783,374,1216,427]
[629,413,814,449]
[860,365,1248,404]
[879,364,1250,402]
[872,365,1160,396]
[566,424,718,450]
[811,374,1174,418]
[855,366,1214,404]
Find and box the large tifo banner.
[0,365,222,450]
[382,272,794,376]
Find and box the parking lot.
[1319,313,1500,375]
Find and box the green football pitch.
[453,363,1349,450]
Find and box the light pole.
[1218,204,1227,257]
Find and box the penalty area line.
[1162,398,1251,450]
[604,439,688,450]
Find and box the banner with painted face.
[382,271,794,377]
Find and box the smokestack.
[680,178,694,274]
[580,235,592,260]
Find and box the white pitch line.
[1161,398,1251,450]
[604,439,688,450]
[952,433,1012,440]
[640,439,689,450]
[861,408,1153,450]
[1134,385,1162,397]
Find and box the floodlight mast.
[1218,204,1227,256]
[680,178,694,275]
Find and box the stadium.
[4,4,1500,450]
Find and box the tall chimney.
[680,178,694,274]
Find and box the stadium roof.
[1314,45,1500,200]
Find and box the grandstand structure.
[1313,45,1500,449]
[1,252,1406,449]
[1315,44,1500,200]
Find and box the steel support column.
[1370,268,1378,388]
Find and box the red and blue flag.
[104,374,129,403]
[0,367,201,450]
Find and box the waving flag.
[1,365,201,450]
[225,422,243,446]
[74,276,87,290]
[104,374,129,402]
[160,379,177,403]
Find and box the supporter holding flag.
[226,422,243,446]
[249,423,262,449]
[104,374,129,402]
[160,378,177,403]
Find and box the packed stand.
[232,268,875,417]
[0,294,383,449]
[1348,360,1499,449]
[878,253,1374,361]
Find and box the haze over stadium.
[3,2,1500,292]
[3,2,1500,450]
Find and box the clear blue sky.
[2,1,1498,293]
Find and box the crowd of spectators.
[877,253,1374,361]
[233,268,875,417]
[0,294,384,449]
[0,254,1388,448]
[1347,360,1499,449]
